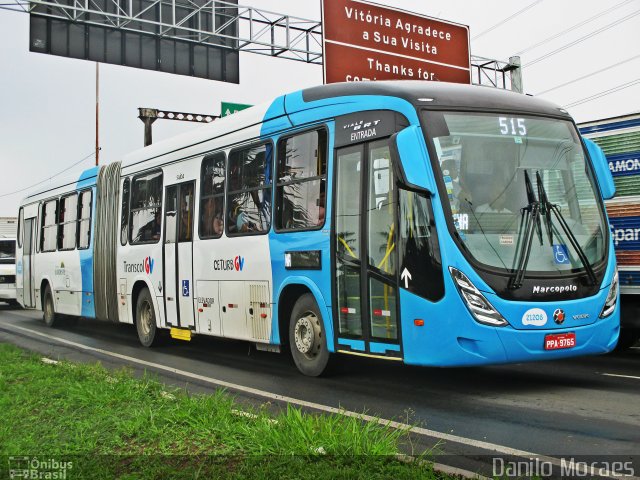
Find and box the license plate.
[544,332,576,350]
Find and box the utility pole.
[95,62,99,165]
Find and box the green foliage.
[0,344,445,479]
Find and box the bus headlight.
[599,269,618,318]
[449,267,508,327]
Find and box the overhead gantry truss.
[1,0,520,89]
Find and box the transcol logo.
[144,256,154,275]
[234,255,245,271]
[124,257,154,275]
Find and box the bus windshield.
[0,240,16,264]
[423,111,607,276]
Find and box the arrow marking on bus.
[401,268,412,288]
[1,320,634,479]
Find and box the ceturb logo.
[532,285,577,294]
[213,256,245,272]
[124,257,154,275]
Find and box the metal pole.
[509,55,523,94]
[138,108,159,147]
[95,62,99,165]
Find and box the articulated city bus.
[16,81,619,376]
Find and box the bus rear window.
[0,240,16,263]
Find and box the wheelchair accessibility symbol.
[182,280,190,297]
[553,244,570,265]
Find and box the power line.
[536,54,640,95]
[524,9,640,68]
[515,0,635,55]
[563,79,640,109]
[471,0,544,40]
[0,151,96,199]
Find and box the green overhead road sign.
[221,102,252,117]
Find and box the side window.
[199,152,225,239]
[226,143,273,235]
[78,190,92,250]
[58,193,78,251]
[129,171,163,244]
[17,208,23,248]
[40,199,58,252]
[120,178,130,246]
[398,189,444,301]
[275,129,327,231]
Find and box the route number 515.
[499,117,527,136]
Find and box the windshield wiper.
[510,170,597,289]
[509,171,541,289]
[535,171,597,286]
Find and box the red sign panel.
[322,0,471,84]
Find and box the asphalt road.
[1,304,638,478]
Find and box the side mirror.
[583,137,615,200]
[392,126,437,194]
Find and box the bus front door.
[334,140,402,359]
[22,217,36,308]
[163,182,196,330]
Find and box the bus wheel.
[135,288,161,347]
[289,293,330,377]
[43,285,59,327]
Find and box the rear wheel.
[135,288,163,347]
[289,293,330,377]
[43,285,59,327]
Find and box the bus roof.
[301,80,568,118]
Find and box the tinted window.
[17,208,23,248]
[58,193,78,250]
[178,183,194,242]
[0,240,15,264]
[227,143,272,235]
[367,142,395,276]
[129,171,163,244]
[121,178,130,246]
[78,190,92,249]
[40,200,58,252]
[398,189,444,301]
[276,129,327,231]
[199,152,225,239]
[335,146,362,260]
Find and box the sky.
[0,0,638,217]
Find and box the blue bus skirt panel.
[76,168,98,319]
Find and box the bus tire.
[135,288,162,347]
[43,285,59,327]
[289,293,330,377]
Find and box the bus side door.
[163,182,196,329]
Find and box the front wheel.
[289,293,330,377]
[615,328,640,351]
[135,288,163,347]
[43,285,59,327]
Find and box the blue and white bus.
[16,81,619,376]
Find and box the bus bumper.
[0,285,17,302]
[495,310,620,363]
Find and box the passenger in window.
[140,209,162,242]
[203,198,224,237]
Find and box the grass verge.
[0,343,448,479]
